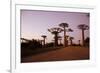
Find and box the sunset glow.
[21,10,89,44]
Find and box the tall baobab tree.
[59,23,69,47]
[69,37,74,46]
[78,24,89,46]
[41,35,47,47]
[48,27,63,46]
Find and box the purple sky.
[21,10,89,44]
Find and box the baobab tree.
[78,24,89,46]
[69,37,74,46]
[48,27,63,46]
[59,23,74,47]
[59,23,69,47]
[41,35,47,47]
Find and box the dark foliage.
[21,38,63,58]
[46,42,54,47]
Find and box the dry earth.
[21,46,89,63]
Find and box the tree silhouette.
[39,40,43,45]
[78,40,81,46]
[65,35,69,46]
[67,28,73,46]
[21,38,31,42]
[59,23,69,47]
[52,39,55,47]
[41,35,47,47]
[84,37,89,47]
[78,24,89,46]
[69,37,74,46]
[58,36,62,45]
[68,28,73,32]
[48,27,63,46]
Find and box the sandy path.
[21,46,89,63]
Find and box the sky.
[21,10,89,44]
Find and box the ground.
[21,46,89,63]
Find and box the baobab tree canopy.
[59,23,69,28]
[69,37,74,40]
[41,35,47,38]
[48,27,63,34]
[78,24,89,30]
[67,28,73,32]
[41,35,47,47]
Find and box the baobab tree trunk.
[70,40,72,46]
[78,40,81,46]
[54,33,58,46]
[40,40,43,45]
[66,40,68,46]
[66,36,69,46]
[64,27,66,47]
[43,38,46,47]
[59,39,62,45]
[82,29,84,46]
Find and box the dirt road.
[21,46,89,63]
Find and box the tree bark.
[64,27,66,47]
[55,33,58,46]
[82,29,84,46]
